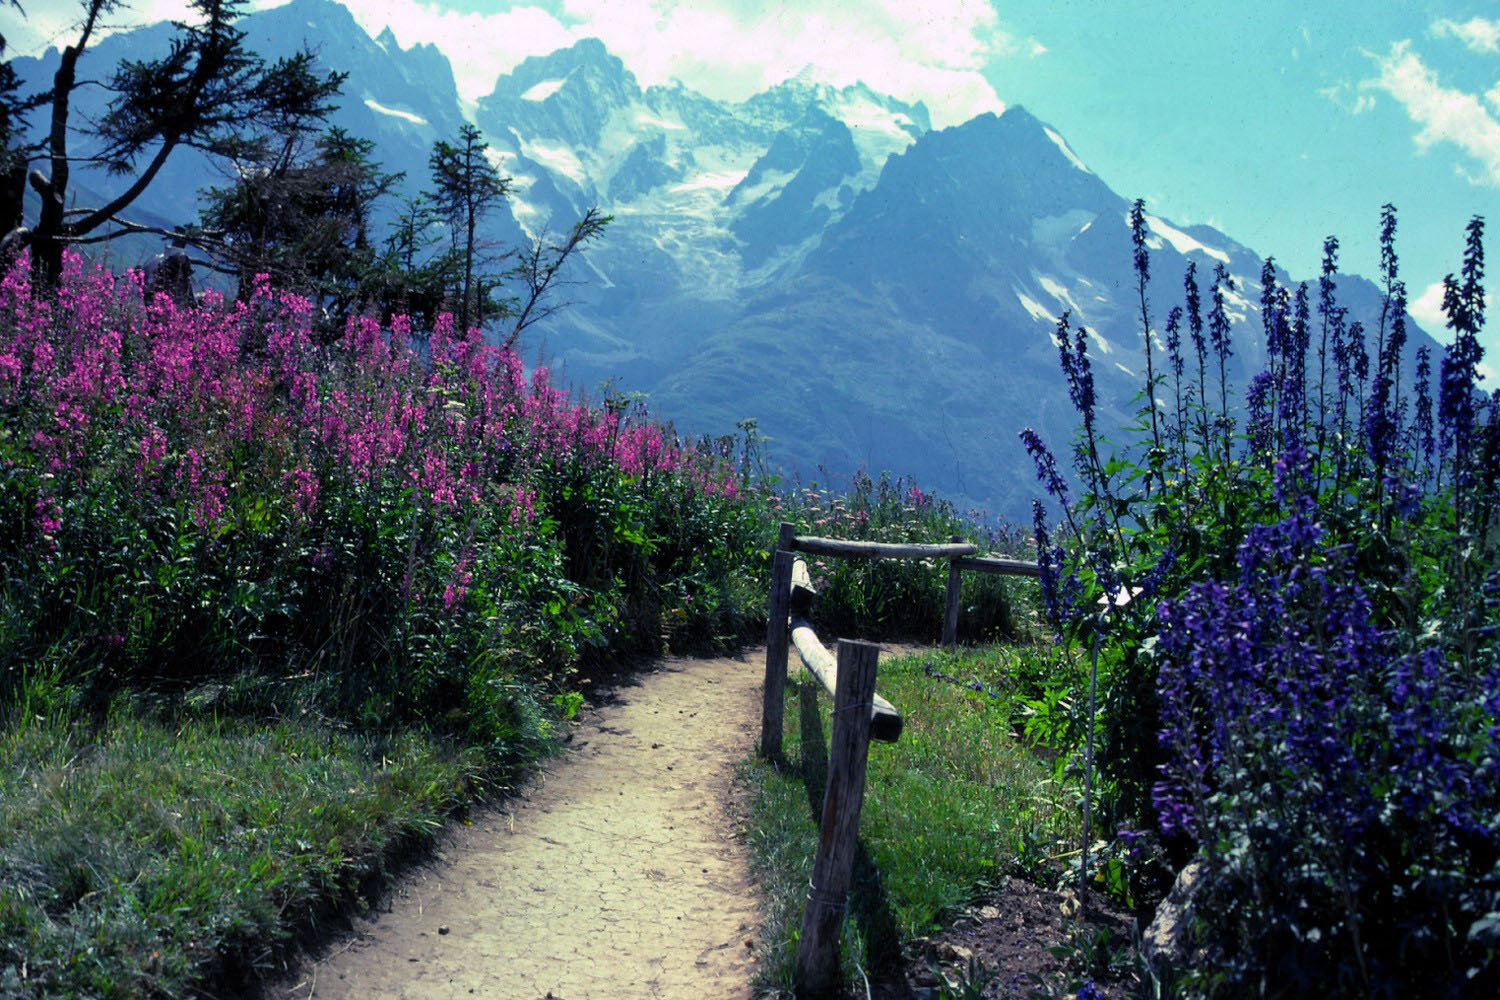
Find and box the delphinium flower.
[1020,427,1070,510]
[1260,258,1285,360]
[1032,499,1080,629]
[1152,467,1500,992]
[1244,371,1275,462]
[1184,261,1211,456]
[1438,217,1486,500]
[1364,364,1398,483]
[1070,325,1098,436]
[1348,319,1370,418]
[1052,312,1083,418]
[1165,304,1187,466]
[1138,546,1178,601]
[1208,263,1236,455]
[1316,237,1340,446]
[1130,199,1163,458]
[1481,390,1500,515]
[1284,282,1311,447]
[1410,345,1436,486]
[1270,444,1312,508]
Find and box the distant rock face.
[12,0,1438,521]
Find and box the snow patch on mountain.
[363,97,427,125]
[728,168,796,208]
[634,110,685,131]
[1017,290,1054,323]
[515,135,587,186]
[1144,212,1231,264]
[1221,283,1253,323]
[673,169,747,194]
[520,78,567,102]
[827,89,921,186]
[1043,126,1090,173]
[1031,209,1096,246]
[1037,273,1085,319]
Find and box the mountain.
[9,0,1436,521]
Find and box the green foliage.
[0,697,488,998]
[0,247,794,994]
[197,126,401,333]
[775,469,1040,643]
[0,254,770,742]
[0,240,1058,996]
[742,649,1078,996]
[1025,208,1499,994]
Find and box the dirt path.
[285,652,765,1000]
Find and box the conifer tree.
[372,193,457,331]
[427,123,508,332]
[198,126,398,331]
[0,11,31,247]
[8,0,343,285]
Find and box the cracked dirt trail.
[289,652,763,1000]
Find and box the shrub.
[1023,205,1498,994]
[0,251,765,744]
[775,468,1039,643]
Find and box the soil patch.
[891,879,1140,998]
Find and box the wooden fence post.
[760,522,798,759]
[794,639,879,997]
[942,533,963,647]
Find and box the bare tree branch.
[503,206,610,351]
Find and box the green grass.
[741,646,1080,996]
[0,679,516,998]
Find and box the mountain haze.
[10,0,1437,520]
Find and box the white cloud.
[349,0,1018,127]
[566,0,1018,127]
[1319,80,1376,114]
[8,0,1027,128]
[1408,278,1449,332]
[1365,40,1500,186]
[4,0,208,56]
[337,1,575,101]
[1431,16,1500,53]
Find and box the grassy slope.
[742,647,1079,996]
[0,684,508,998]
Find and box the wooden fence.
[757,521,1039,996]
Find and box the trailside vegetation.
[1024,204,1497,996]
[0,249,767,994]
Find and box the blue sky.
[7,1,1496,360]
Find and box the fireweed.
[0,251,761,746]
[1021,210,1497,994]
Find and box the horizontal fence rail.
[789,535,977,560]
[757,522,1041,996]
[950,554,1043,577]
[788,621,903,742]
